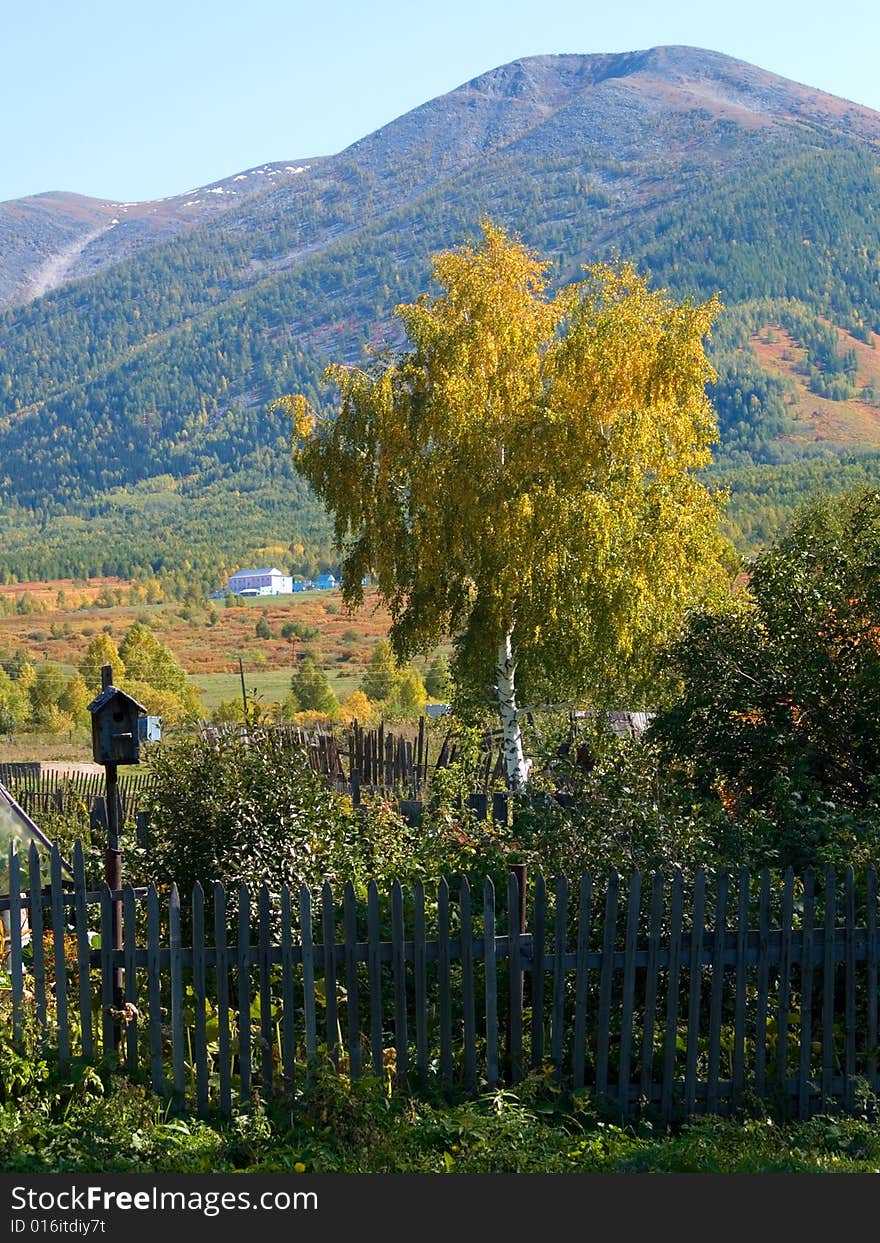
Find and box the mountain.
[0,161,318,307]
[1,45,879,584]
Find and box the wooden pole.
[101,664,124,1049]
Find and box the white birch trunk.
[496,631,530,792]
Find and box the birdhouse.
[87,685,148,766]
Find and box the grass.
[4,1045,880,1174]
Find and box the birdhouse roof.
[86,685,147,715]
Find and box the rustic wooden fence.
[3,839,879,1122]
[198,719,507,796]
[0,767,157,822]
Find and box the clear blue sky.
[3,0,879,204]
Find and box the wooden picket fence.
[0,767,157,822]
[3,839,880,1121]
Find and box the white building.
[225,567,293,596]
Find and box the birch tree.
[279,222,727,790]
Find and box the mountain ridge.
[1,45,879,582]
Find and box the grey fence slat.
[755,870,771,1097]
[297,880,318,1073]
[147,884,163,1094]
[9,846,23,1047]
[844,867,856,1112]
[684,869,706,1116]
[661,871,685,1122]
[258,886,274,1093]
[414,881,428,1086]
[322,882,338,1066]
[169,884,185,1109]
[367,881,383,1077]
[280,886,296,1088]
[461,877,476,1093]
[100,885,114,1061]
[73,842,92,1060]
[192,883,208,1118]
[123,884,138,1074]
[29,842,47,1036]
[484,878,498,1088]
[732,869,749,1101]
[640,872,664,1102]
[530,876,546,1072]
[213,883,232,1116]
[777,869,794,1088]
[300,885,317,1073]
[50,846,69,1066]
[551,876,569,1081]
[867,868,878,1090]
[799,869,815,1120]
[822,866,836,1108]
[595,871,620,1100]
[238,887,252,1105]
[391,880,408,1083]
[617,872,641,1115]
[706,872,729,1116]
[438,878,453,1085]
[572,873,592,1091]
[507,871,523,1085]
[344,881,362,1082]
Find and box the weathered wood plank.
[238,886,252,1105]
[706,872,729,1116]
[867,868,878,1091]
[661,871,685,1122]
[507,870,523,1085]
[550,876,569,1082]
[732,869,749,1103]
[147,884,163,1095]
[798,869,815,1120]
[414,881,429,1087]
[258,886,274,1094]
[595,871,620,1100]
[844,866,856,1112]
[822,865,836,1109]
[73,842,92,1060]
[280,886,296,1089]
[391,880,408,1084]
[617,872,642,1117]
[29,842,47,1037]
[100,884,114,1061]
[684,869,706,1116]
[344,881,362,1082]
[639,872,664,1103]
[213,883,232,1116]
[169,884,185,1110]
[484,878,498,1088]
[123,883,138,1075]
[438,878,453,1085]
[572,873,592,1091]
[192,883,208,1118]
[530,875,547,1072]
[300,885,318,1073]
[322,882,339,1066]
[367,881,383,1077]
[461,877,476,1093]
[776,869,794,1089]
[754,870,771,1097]
[50,846,70,1067]
[8,846,23,1048]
